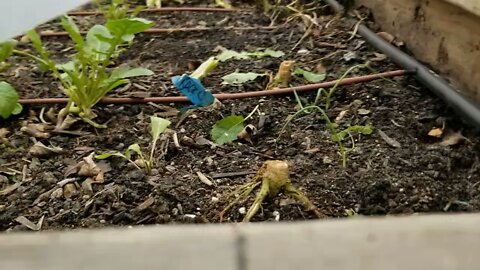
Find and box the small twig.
[56,177,79,187]
[211,171,256,179]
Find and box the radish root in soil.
[219,160,322,222]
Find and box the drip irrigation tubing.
[67,7,244,16]
[18,69,407,105]
[39,26,277,37]
[322,0,480,129]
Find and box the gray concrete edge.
[0,214,479,270]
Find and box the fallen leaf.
[20,123,51,138]
[378,129,401,148]
[221,72,266,85]
[29,141,63,157]
[196,171,213,186]
[428,127,443,138]
[377,32,395,43]
[440,131,466,146]
[237,124,257,144]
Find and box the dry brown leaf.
[440,131,466,146]
[377,31,395,43]
[316,63,327,74]
[428,127,443,138]
[29,141,63,157]
[371,53,387,62]
[77,153,102,177]
[57,114,79,130]
[20,123,52,139]
[237,124,257,144]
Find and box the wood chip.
[0,182,21,196]
[378,129,401,148]
[134,197,155,212]
[15,215,44,231]
[428,127,443,138]
[196,171,213,186]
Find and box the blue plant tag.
[172,74,215,107]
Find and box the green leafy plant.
[0,16,154,129]
[96,116,171,173]
[280,65,375,167]
[95,0,145,20]
[211,105,259,144]
[0,82,22,119]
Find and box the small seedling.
[280,64,375,167]
[0,81,22,119]
[219,160,322,222]
[211,105,259,144]
[96,116,171,174]
[0,15,154,129]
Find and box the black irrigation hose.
[323,0,480,129]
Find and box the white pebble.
[273,211,280,222]
[238,207,246,215]
[211,196,219,203]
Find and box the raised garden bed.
[0,0,479,231]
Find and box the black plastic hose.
[323,0,480,129]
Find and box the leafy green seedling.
[0,16,154,129]
[191,57,219,80]
[216,48,284,62]
[293,67,326,83]
[96,116,171,173]
[0,82,22,119]
[221,72,266,85]
[211,105,259,144]
[332,125,374,142]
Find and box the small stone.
[127,170,145,181]
[50,188,63,199]
[272,211,280,222]
[297,48,309,54]
[42,172,58,184]
[63,183,78,199]
[238,207,246,215]
[323,156,333,164]
[211,196,219,203]
[184,214,196,219]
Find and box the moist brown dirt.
[0,1,479,231]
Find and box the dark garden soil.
[0,0,479,231]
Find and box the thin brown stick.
[18,70,407,105]
[39,26,277,37]
[67,7,244,16]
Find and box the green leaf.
[216,49,250,62]
[12,103,23,115]
[215,0,232,8]
[211,115,245,145]
[25,30,49,60]
[125,143,142,160]
[61,16,84,49]
[247,48,285,58]
[216,48,284,62]
[221,72,266,85]
[191,57,219,80]
[294,67,326,83]
[331,125,374,142]
[111,67,154,79]
[0,39,17,62]
[0,82,19,119]
[150,116,171,142]
[106,18,154,42]
[85,25,113,61]
[95,152,126,160]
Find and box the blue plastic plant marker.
[171,74,215,107]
